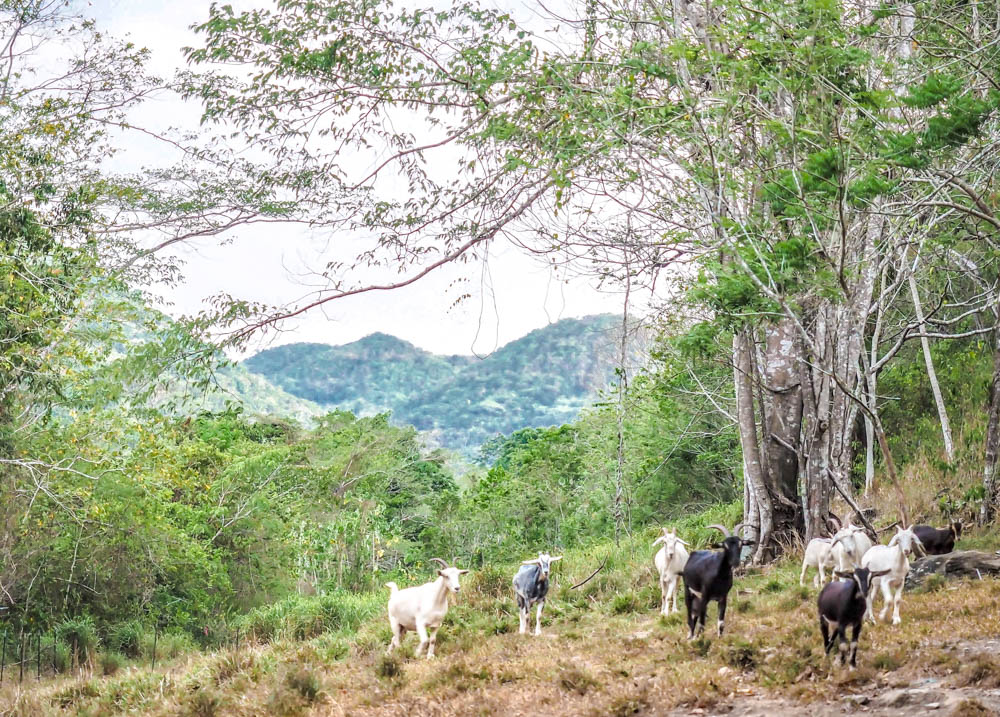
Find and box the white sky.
[90,0,636,358]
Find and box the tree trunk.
[734,329,773,562]
[979,328,1000,524]
[908,262,955,462]
[759,317,803,550]
[864,262,890,496]
[905,551,1000,589]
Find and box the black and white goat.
[912,521,961,555]
[682,523,754,640]
[818,567,889,669]
[513,552,561,635]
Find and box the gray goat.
[513,552,561,635]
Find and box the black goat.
[912,522,961,555]
[682,523,754,640]
[818,567,889,669]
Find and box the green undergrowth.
[5,503,998,716]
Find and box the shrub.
[99,651,128,676]
[183,687,224,717]
[375,653,404,680]
[110,620,144,658]
[762,578,785,593]
[52,641,71,673]
[558,663,599,695]
[921,573,947,593]
[954,656,1000,688]
[286,668,322,702]
[467,564,510,600]
[611,592,642,615]
[238,592,382,642]
[721,639,758,670]
[57,616,99,665]
[140,630,197,663]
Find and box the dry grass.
[3,542,1000,717]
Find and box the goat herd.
[383,519,962,671]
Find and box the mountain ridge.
[243,314,646,454]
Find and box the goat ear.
[550,556,562,562]
[458,569,469,575]
[438,570,446,577]
[833,570,852,579]
[710,542,723,549]
[522,560,540,565]
[676,538,689,546]
[652,536,665,546]
[741,540,756,547]
[871,569,891,577]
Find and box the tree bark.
[908,260,955,462]
[905,551,1000,589]
[734,330,773,561]
[979,328,1000,524]
[864,262,890,496]
[759,317,803,549]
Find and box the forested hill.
[243,314,646,453]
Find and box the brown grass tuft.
[953,656,1000,688]
[950,698,994,717]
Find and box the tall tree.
[180,0,1000,544]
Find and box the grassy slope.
[4,526,999,717]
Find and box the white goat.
[653,528,689,615]
[829,526,864,573]
[849,524,874,559]
[800,537,834,587]
[386,558,468,659]
[860,526,925,625]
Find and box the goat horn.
[429,558,449,569]
[732,522,747,537]
[706,524,731,538]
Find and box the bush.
[611,592,642,615]
[183,687,224,717]
[138,629,197,665]
[558,663,599,695]
[110,621,144,658]
[286,668,322,702]
[238,592,382,642]
[466,564,510,599]
[375,653,404,679]
[52,641,71,673]
[57,616,99,665]
[99,651,127,676]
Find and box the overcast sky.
[90,0,638,358]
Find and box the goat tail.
[385,582,399,594]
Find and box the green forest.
[3,0,1000,713]
[242,314,646,454]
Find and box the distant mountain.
[243,315,647,454]
[243,334,473,417]
[183,364,326,424]
[104,294,326,424]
